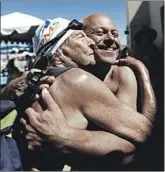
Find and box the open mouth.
[106,48,116,52]
[97,45,118,51]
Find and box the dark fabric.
[0,100,22,171]
[0,126,13,135]
[48,67,72,77]
[0,134,22,171]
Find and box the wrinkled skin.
[52,30,96,67]
[54,14,121,68]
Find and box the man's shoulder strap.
[48,67,73,77]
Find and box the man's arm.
[117,57,157,123]
[115,67,138,110]
[104,66,138,110]
[25,88,135,157]
[24,68,152,157]
[0,70,55,100]
[0,75,27,100]
[50,68,152,143]
[63,128,136,157]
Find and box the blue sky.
[1,0,127,44]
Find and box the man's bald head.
[83,14,116,29]
[82,14,121,64]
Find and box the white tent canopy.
[0,12,44,42]
[1,12,44,35]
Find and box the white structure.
[0,12,44,43]
[126,1,164,49]
[1,12,44,35]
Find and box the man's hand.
[116,56,149,74]
[23,88,70,151]
[20,117,43,150]
[0,71,29,100]
[23,88,136,157]
[55,30,96,67]
[1,69,56,100]
[26,69,56,90]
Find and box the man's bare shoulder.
[60,68,91,84]
[49,67,116,105]
[113,66,137,85]
[113,66,135,77]
[53,68,102,89]
[32,68,105,114]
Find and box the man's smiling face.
[83,14,121,64]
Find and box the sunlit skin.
[14,14,156,171]
[83,14,121,64]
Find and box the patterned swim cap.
[32,17,75,57]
